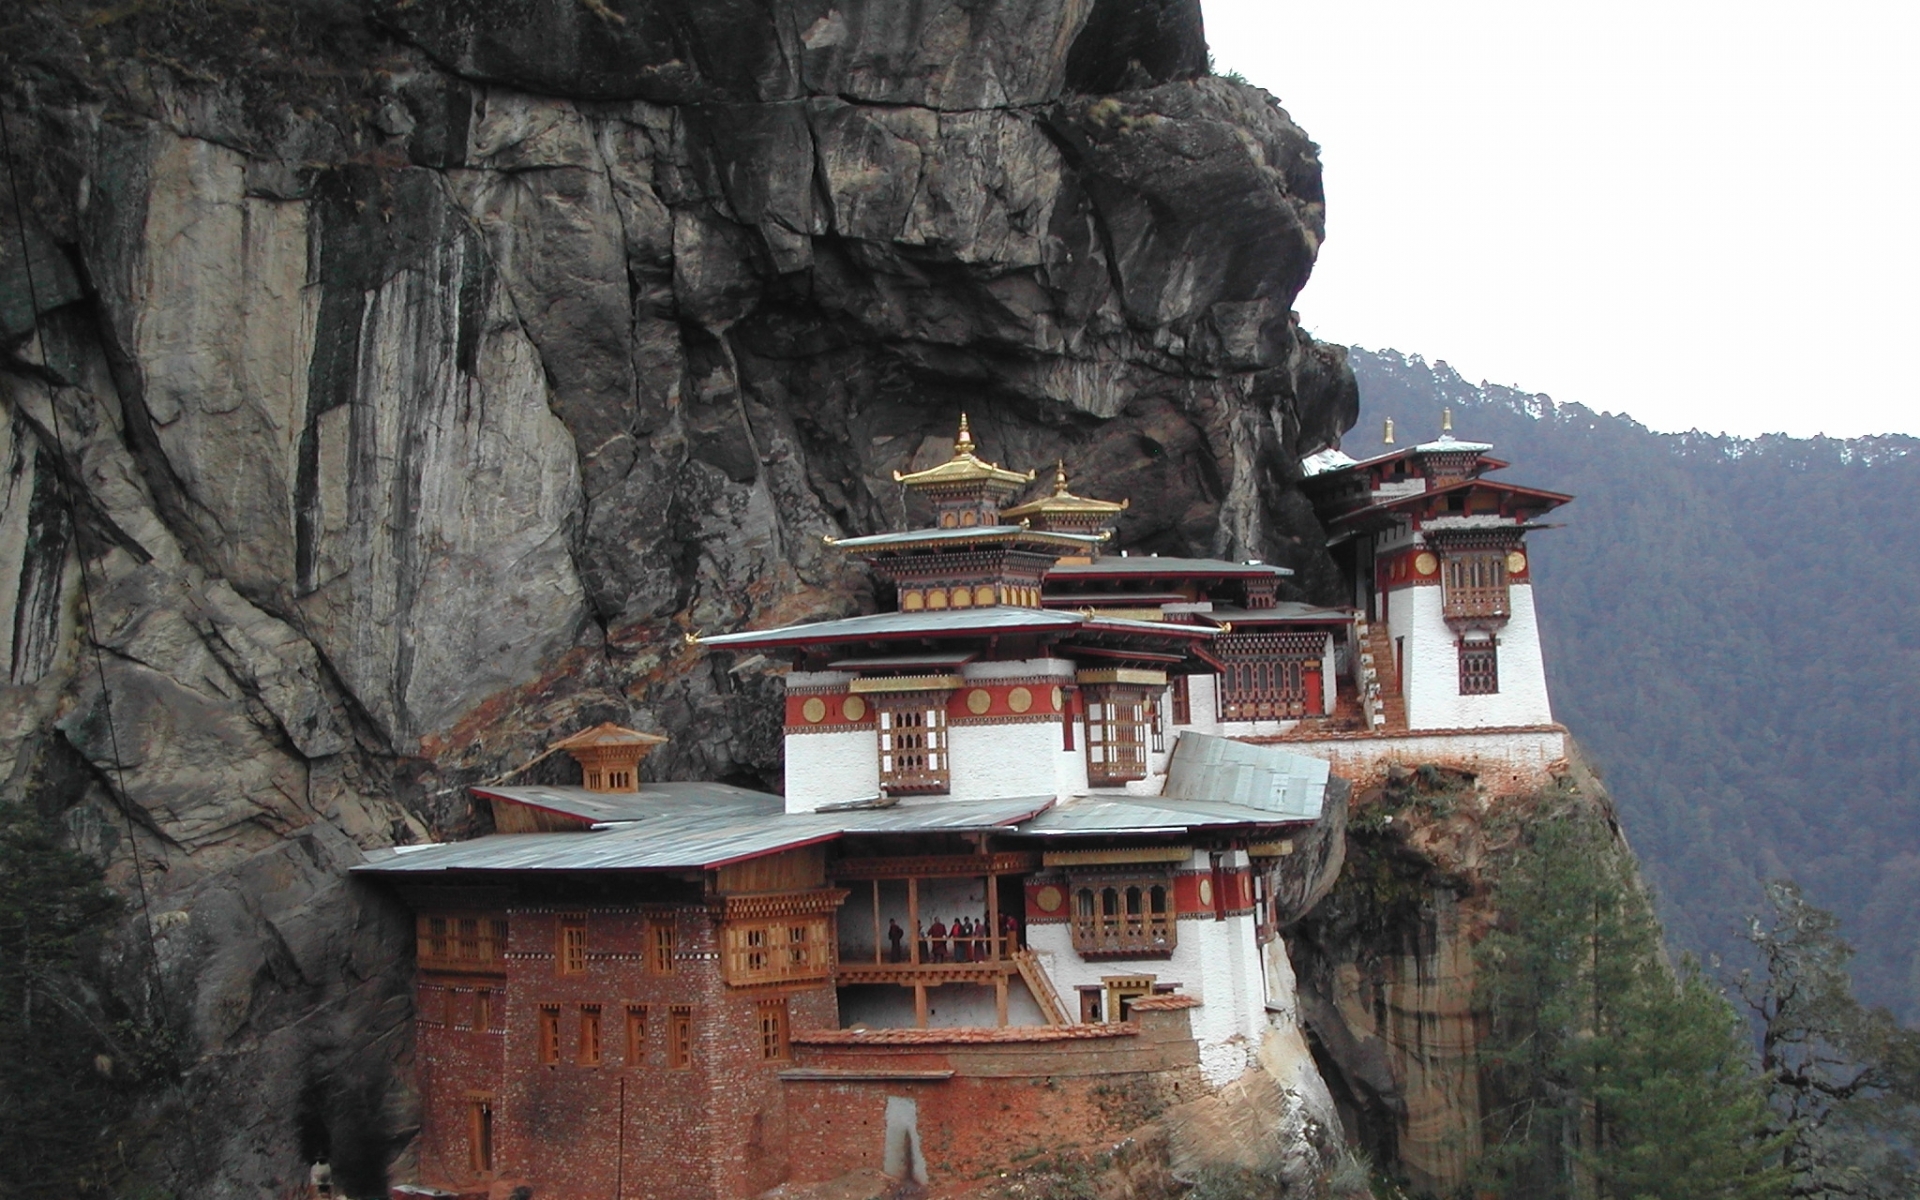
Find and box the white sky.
[1203,0,1920,438]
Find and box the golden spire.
[955,412,975,455]
[1052,460,1070,495]
[1383,417,1396,445]
[1442,407,1453,433]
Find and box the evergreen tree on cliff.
[1475,792,1786,1199]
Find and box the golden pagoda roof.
[892,415,1035,490]
[999,462,1128,520]
[548,722,669,750]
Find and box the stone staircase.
[1355,620,1408,732]
[1012,948,1071,1026]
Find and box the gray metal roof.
[353,791,1055,876]
[1161,733,1329,819]
[1047,556,1292,578]
[473,781,770,825]
[700,606,1084,648]
[1207,602,1353,625]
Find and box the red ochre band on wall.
[785,681,1069,732]
[1024,867,1257,924]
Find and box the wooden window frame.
[473,988,494,1032]
[1458,638,1500,695]
[877,693,950,795]
[1170,675,1191,725]
[558,914,587,976]
[721,915,833,987]
[625,1005,648,1066]
[757,998,790,1061]
[467,1095,494,1175]
[1084,686,1151,786]
[537,1005,561,1065]
[649,920,675,975]
[667,1005,694,1070]
[416,913,507,972]
[1440,550,1511,621]
[578,1005,602,1066]
[1067,871,1177,959]
[1214,632,1326,721]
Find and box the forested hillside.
[1346,348,1920,1018]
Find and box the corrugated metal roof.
[830,527,1104,549]
[1206,602,1353,625]
[700,606,1083,648]
[1160,732,1329,819]
[474,781,767,825]
[352,792,1054,876]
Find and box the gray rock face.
[1,0,1356,1192]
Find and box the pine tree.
[1475,793,1786,1200]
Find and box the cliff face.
[1,1,1356,1192]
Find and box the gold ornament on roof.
[998,460,1128,522]
[891,413,1035,490]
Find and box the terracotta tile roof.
[1128,994,1201,1011]
[792,1024,1140,1045]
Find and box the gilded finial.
[1383,417,1396,445]
[1442,407,1453,433]
[954,413,974,456]
[1053,460,1069,495]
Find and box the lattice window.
[1441,551,1510,621]
[722,916,832,987]
[1085,686,1151,786]
[578,1005,602,1065]
[537,1006,561,1064]
[558,915,587,975]
[758,998,790,1061]
[650,920,674,975]
[416,914,508,971]
[1458,639,1500,695]
[625,1006,647,1065]
[1214,632,1324,721]
[877,694,949,795]
[1170,675,1191,725]
[667,1006,693,1069]
[1068,873,1177,959]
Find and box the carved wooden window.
[1214,633,1324,721]
[1441,551,1510,621]
[578,1005,602,1065]
[1068,873,1177,959]
[468,1096,494,1174]
[877,694,949,795]
[558,915,587,975]
[758,998,790,1061]
[625,1005,647,1066]
[1085,686,1150,786]
[417,914,507,971]
[667,1006,693,1069]
[650,920,674,975]
[1149,694,1166,753]
[537,1006,561,1064]
[722,915,832,987]
[1170,675,1191,725]
[1459,639,1500,695]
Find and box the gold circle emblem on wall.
[1507,550,1528,574]
[1035,885,1063,913]
[1198,878,1214,907]
[967,688,993,715]
[1007,686,1033,714]
[842,695,867,722]
[801,697,827,724]
[1050,686,1064,712]
[1413,551,1438,577]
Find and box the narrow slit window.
[468,1097,494,1174]
[473,989,493,1032]
[578,1005,602,1065]
[625,1005,648,1066]
[667,1005,694,1069]
[537,1006,561,1065]
[758,998,789,1061]
[559,915,587,975]
[651,921,675,975]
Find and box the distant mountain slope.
[1346,348,1920,1018]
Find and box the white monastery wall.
[1393,584,1552,730]
[949,720,1075,802]
[1280,728,1569,795]
[961,658,1075,683]
[784,727,879,812]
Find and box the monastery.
[359,414,1572,1200]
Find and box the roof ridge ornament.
[1383,417,1395,445]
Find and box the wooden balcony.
[1070,913,1176,960]
[1441,585,1510,622]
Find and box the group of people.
[885,912,1020,963]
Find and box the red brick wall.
[413,904,838,1200]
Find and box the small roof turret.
[550,722,667,794]
[893,415,1035,529]
[998,461,1128,537]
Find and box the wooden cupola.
[550,723,668,793]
